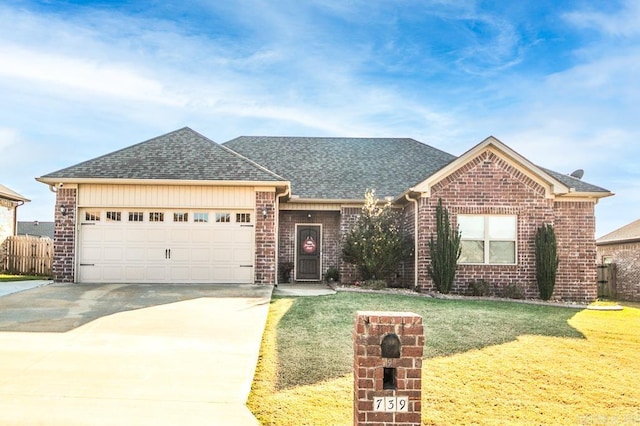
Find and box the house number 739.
[373,396,408,412]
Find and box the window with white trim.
[129,211,144,222]
[236,213,251,223]
[149,212,164,222]
[458,215,517,264]
[85,211,101,221]
[173,212,189,222]
[194,212,209,223]
[106,211,121,222]
[215,212,231,223]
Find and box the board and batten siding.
[78,184,258,209]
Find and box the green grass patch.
[249,292,640,425]
[0,274,48,282]
[274,292,582,389]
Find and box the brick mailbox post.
[353,311,424,425]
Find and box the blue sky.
[0,0,638,237]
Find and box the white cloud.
[0,45,182,105]
[564,0,640,37]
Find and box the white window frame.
[458,215,517,265]
[85,210,101,221]
[193,212,209,223]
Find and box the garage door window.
[216,212,231,223]
[129,212,143,222]
[106,211,121,222]
[85,211,101,221]
[236,213,251,223]
[149,212,164,222]
[173,212,189,222]
[194,212,209,223]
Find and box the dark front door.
[296,225,321,281]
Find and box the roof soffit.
[412,136,570,198]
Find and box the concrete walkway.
[0,279,52,297]
[0,283,272,425]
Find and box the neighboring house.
[37,127,612,301]
[596,219,640,302]
[0,184,30,243]
[17,221,55,239]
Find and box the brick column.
[53,188,77,283]
[354,311,423,425]
[255,190,276,285]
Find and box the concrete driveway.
[0,283,273,425]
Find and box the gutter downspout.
[405,192,419,290]
[13,200,25,236]
[275,186,291,286]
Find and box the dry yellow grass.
[249,302,640,425]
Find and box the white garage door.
[78,209,254,283]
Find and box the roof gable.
[38,128,287,184]
[223,136,456,200]
[412,136,611,199]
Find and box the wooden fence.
[597,263,617,299]
[1,235,53,277]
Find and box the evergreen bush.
[535,224,560,300]
[342,190,413,284]
[428,198,461,294]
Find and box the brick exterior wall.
[353,311,423,426]
[597,242,640,302]
[53,188,77,283]
[278,210,340,282]
[553,201,598,301]
[255,191,277,284]
[414,150,597,302]
[340,207,362,285]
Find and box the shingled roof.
[597,218,640,245]
[541,168,610,194]
[39,127,286,183]
[0,184,30,202]
[223,136,457,200]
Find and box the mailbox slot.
[383,367,397,390]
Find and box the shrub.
[501,282,525,299]
[535,224,560,300]
[428,198,461,294]
[278,262,294,283]
[467,279,490,296]
[325,267,339,283]
[342,190,413,284]
[362,280,387,290]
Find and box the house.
[596,219,640,301]
[0,184,30,243]
[37,127,612,301]
[17,221,55,239]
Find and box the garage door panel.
[104,228,126,243]
[102,265,125,281]
[103,247,124,261]
[79,209,255,284]
[80,246,103,263]
[125,247,149,261]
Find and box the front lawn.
[248,292,640,425]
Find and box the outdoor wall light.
[59,205,67,216]
[262,206,268,219]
